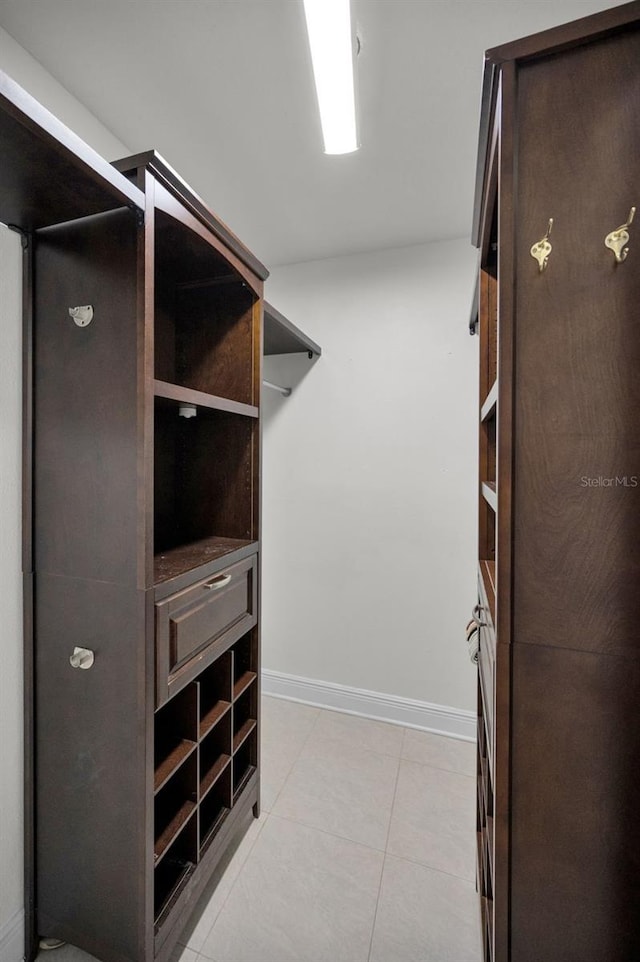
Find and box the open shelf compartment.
[155,209,258,405]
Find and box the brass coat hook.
[530,218,553,272]
[605,207,635,263]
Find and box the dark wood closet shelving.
[154,380,258,419]
[233,671,257,700]
[154,740,197,795]
[10,70,266,959]
[471,6,640,960]
[154,535,257,585]
[200,755,231,799]
[199,701,231,740]
[233,718,257,754]
[154,803,197,865]
[481,482,497,513]
[480,380,498,422]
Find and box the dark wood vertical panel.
[494,60,517,962]
[511,643,640,962]
[35,575,148,962]
[512,30,640,657]
[34,208,139,584]
[140,175,155,591]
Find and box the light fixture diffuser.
[303,0,359,154]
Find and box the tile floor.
[37,696,481,962]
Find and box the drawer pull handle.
[203,574,232,591]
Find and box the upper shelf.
[263,302,322,358]
[113,150,268,283]
[0,68,144,232]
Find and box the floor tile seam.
[268,810,388,857]
[385,848,476,886]
[265,706,332,811]
[367,753,403,962]
[399,756,476,780]
[195,814,270,959]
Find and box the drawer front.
[156,555,257,706]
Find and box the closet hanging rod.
[263,379,292,398]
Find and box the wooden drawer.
[156,555,257,706]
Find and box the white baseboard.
[0,908,24,962]
[261,669,475,742]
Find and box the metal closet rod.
[263,379,292,397]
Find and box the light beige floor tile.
[200,814,384,962]
[260,696,320,811]
[181,812,267,952]
[402,728,476,776]
[272,740,399,850]
[387,760,476,881]
[305,708,404,758]
[174,948,199,962]
[369,855,483,962]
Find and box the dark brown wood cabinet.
[471,3,640,960]
[0,72,269,962]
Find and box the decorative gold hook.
[530,218,553,272]
[605,207,635,264]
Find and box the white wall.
[0,227,24,962]
[0,33,130,962]
[263,238,478,717]
[0,25,129,160]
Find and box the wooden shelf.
[154,739,197,795]
[264,302,321,357]
[482,482,497,513]
[233,671,256,701]
[0,68,144,232]
[154,536,257,585]
[154,380,258,419]
[200,754,231,800]
[233,718,257,754]
[154,801,196,865]
[154,859,194,931]
[199,700,231,741]
[480,560,496,626]
[481,380,498,422]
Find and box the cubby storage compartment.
[200,714,232,799]
[155,209,256,405]
[154,684,198,793]
[233,634,257,701]
[154,813,198,927]
[154,400,256,561]
[233,728,257,802]
[199,763,232,852]
[233,686,257,755]
[154,754,198,865]
[199,652,233,738]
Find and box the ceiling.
[0,0,622,267]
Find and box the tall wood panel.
[471,3,640,959]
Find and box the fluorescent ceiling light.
[303,0,359,155]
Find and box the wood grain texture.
[35,574,148,962]
[34,209,139,584]
[513,29,640,656]
[511,643,640,961]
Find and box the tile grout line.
[265,704,324,813]
[365,727,405,962]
